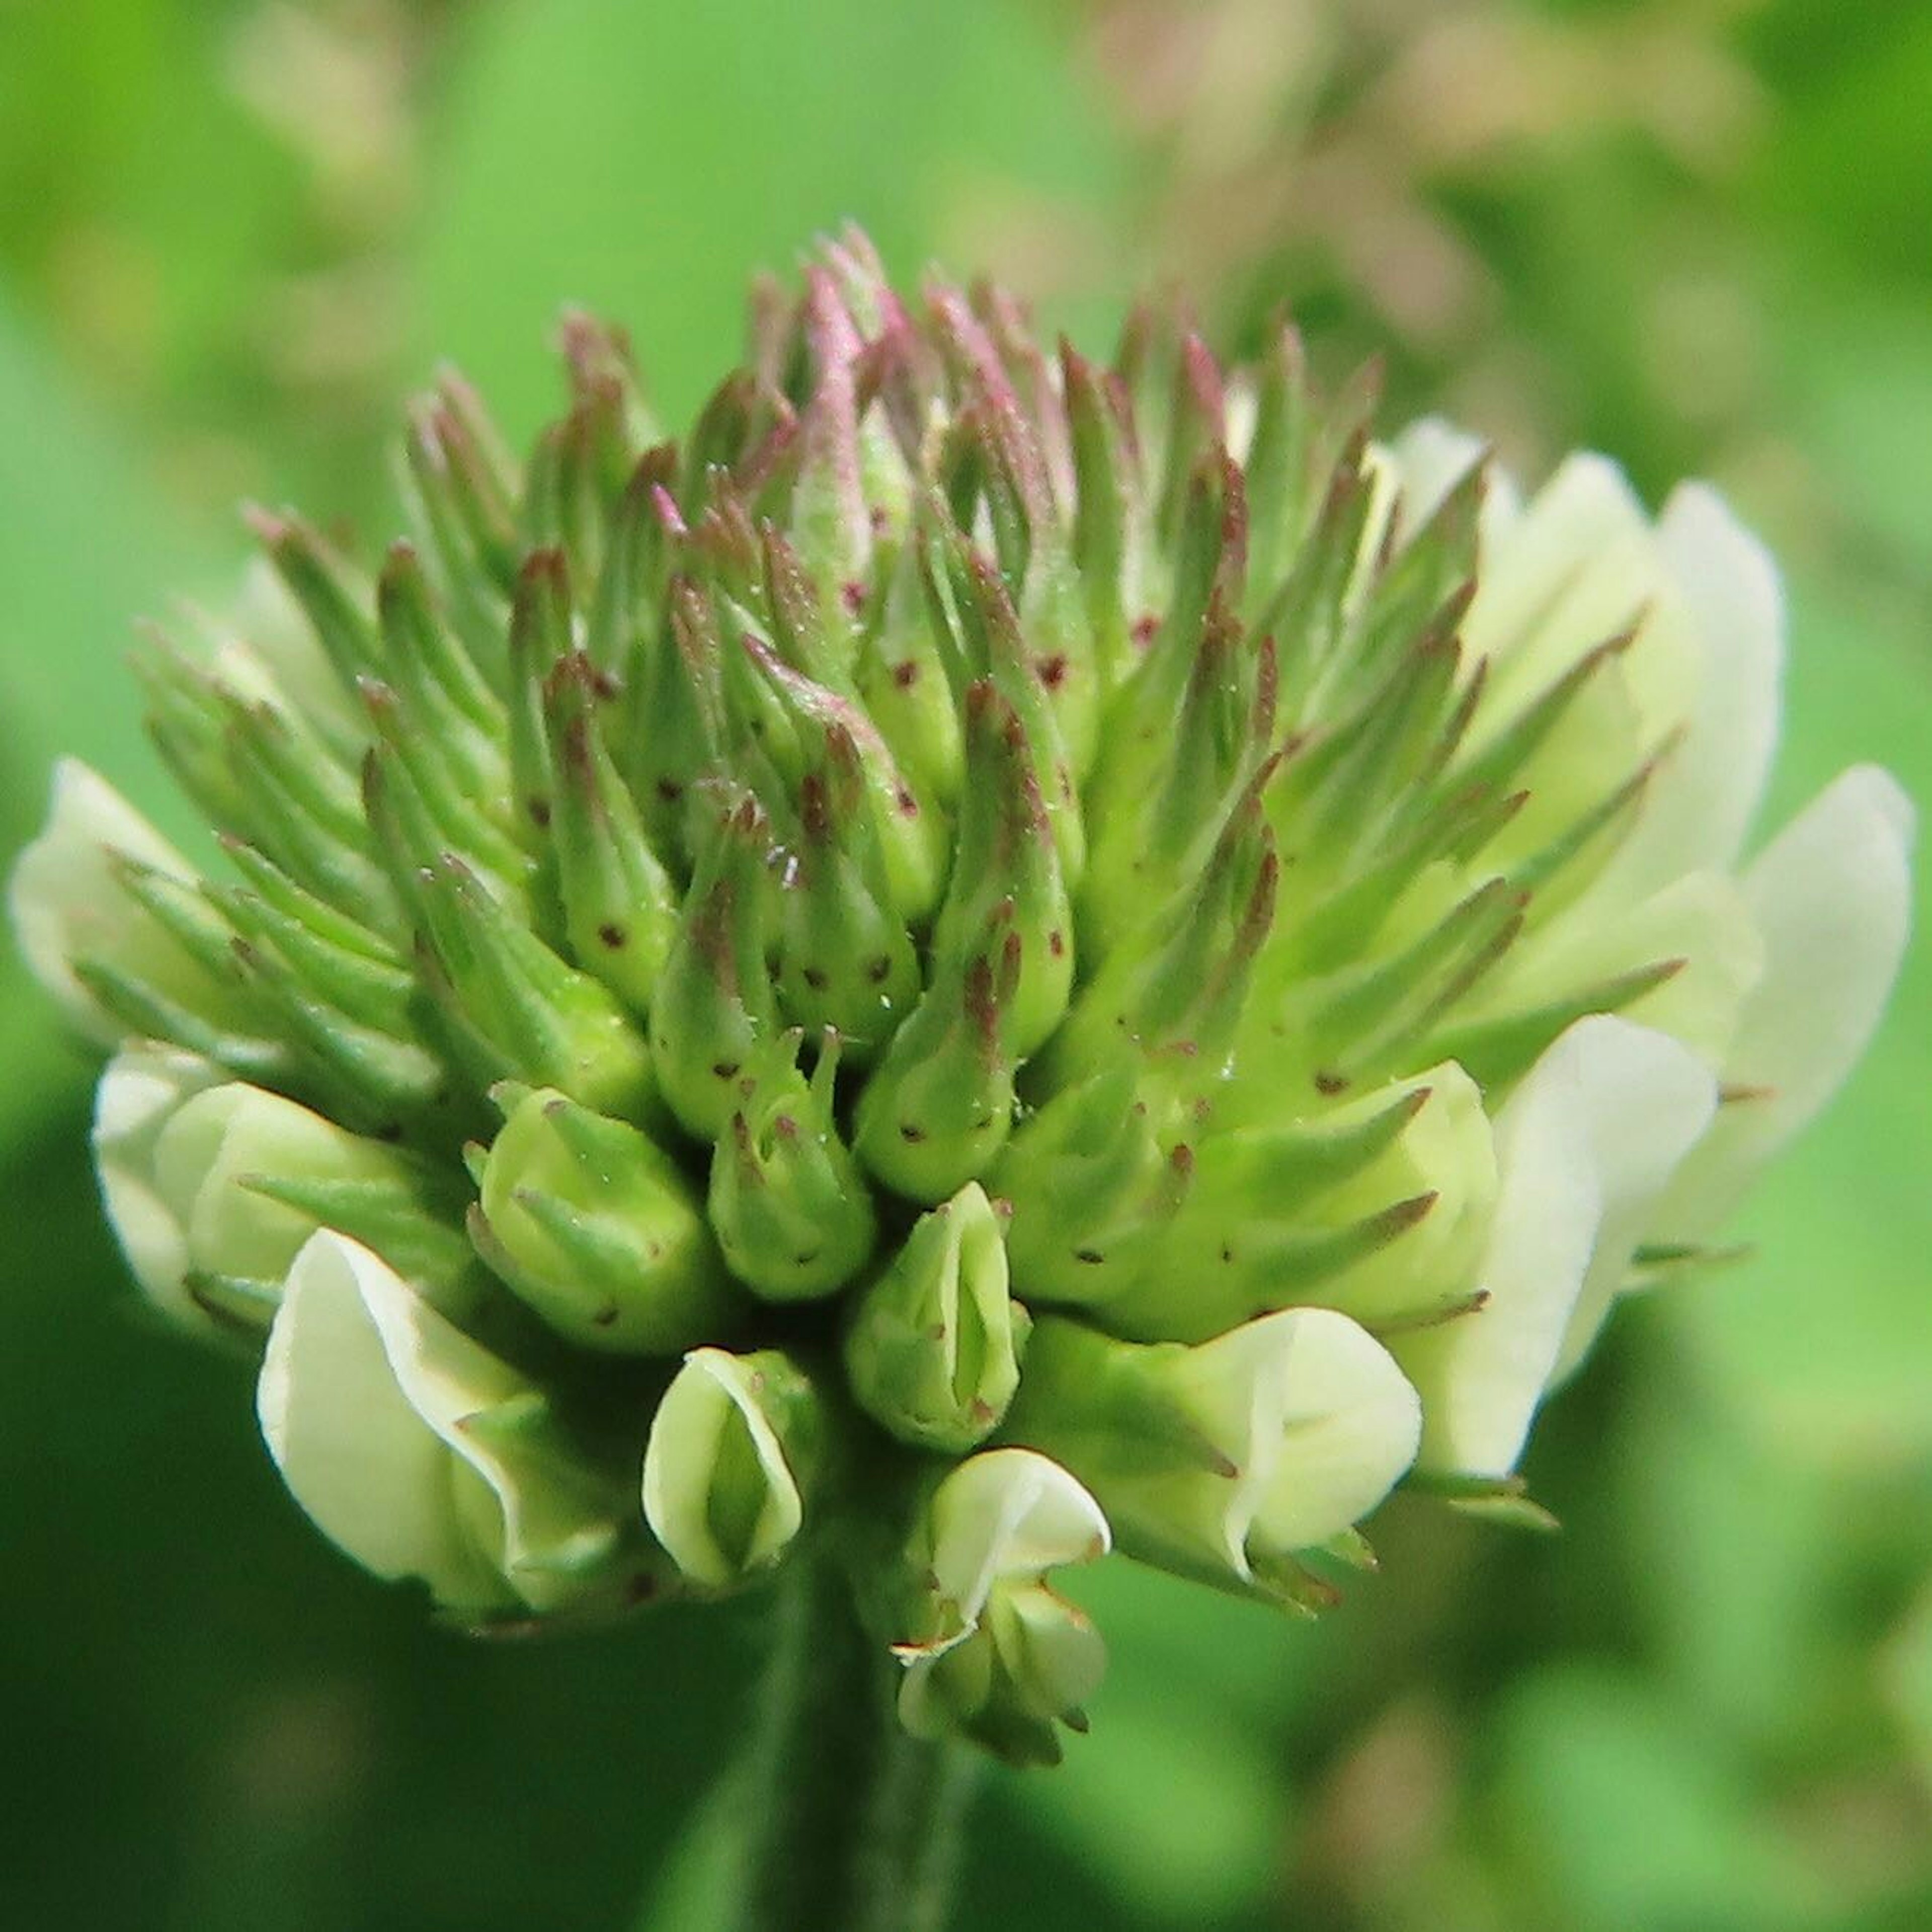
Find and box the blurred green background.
[2,2,1927,1927]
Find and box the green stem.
[734,1546,978,1932]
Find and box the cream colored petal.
[642,1348,804,1589]
[1385,416,1487,535]
[1399,1017,1717,1477]
[10,760,195,1045]
[925,1448,1110,1636]
[1240,1308,1422,1555]
[1463,453,1652,684]
[258,1233,511,1609]
[1652,766,1914,1240]
[93,1044,227,1324]
[1604,484,1785,893]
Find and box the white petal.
[1653,766,1915,1239]
[1238,1308,1422,1554]
[152,1085,347,1286]
[9,760,193,1045]
[1385,417,1487,535]
[1464,453,1652,680]
[1398,1017,1718,1477]
[93,1044,226,1324]
[998,1581,1108,1713]
[218,557,360,735]
[1475,868,1765,1070]
[641,1347,803,1589]
[258,1232,514,1609]
[926,1448,1109,1635]
[1605,484,1785,891]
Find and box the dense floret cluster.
[13,232,1910,1764]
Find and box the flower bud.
[642,1347,824,1591]
[95,1043,474,1337]
[1082,583,1276,969]
[888,1447,1109,1765]
[1004,1309,1420,1606]
[993,1064,1190,1311]
[10,761,261,1050]
[1042,779,1277,1092]
[767,733,922,1052]
[407,854,656,1121]
[541,651,680,1011]
[471,1085,737,1353]
[648,794,781,1140]
[730,632,945,929]
[844,1183,1029,1453]
[260,1232,663,1619]
[853,913,1022,1203]
[707,1032,876,1302]
[926,683,1073,1057]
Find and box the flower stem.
[734,1546,978,1932]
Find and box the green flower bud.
[993,1063,1190,1311]
[471,1084,737,1353]
[767,728,922,1052]
[642,1347,824,1591]
[406,853,656,1122]
[707,1032,876,1302]
[541,648,680,1012]
[844,1183,1029,1453]
[852,912,1022,1204]
[261,1232,665,1620]
[95,1043,476,1338]
[1004,1308,1419,1606]
[647,793,780,1141]
[926,683,1073,1057]
[729,629,945,930]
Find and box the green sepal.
[226,695,398,926]
[239,1167,476,1300]
[246,506,381,696]
[1405,1469,1561,1535]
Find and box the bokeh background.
[2,3,1928,1927]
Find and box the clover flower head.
[12,229,1911,1763]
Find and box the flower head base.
[13,230,1912,1764]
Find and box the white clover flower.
[9,233,1911,1765]
[95,1041,473,1336]
[261,1232,663,1618]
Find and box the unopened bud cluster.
[14,232,1910,1765]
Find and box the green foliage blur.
[1,3,1925,1926]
